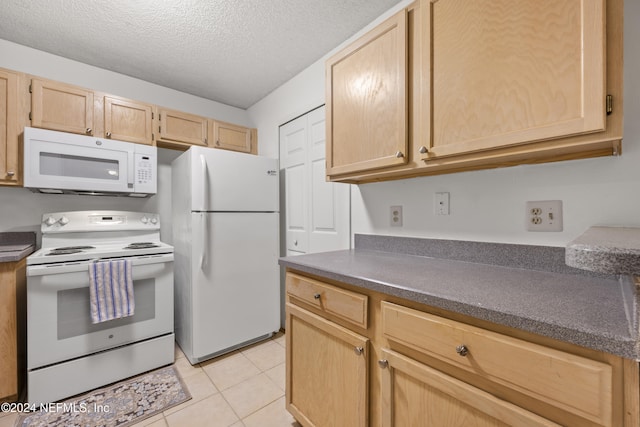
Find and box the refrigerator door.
[190,211,280,360]
[190,146,279,212]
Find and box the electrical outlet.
[435,192,450,215]
[526,200,563,232]
[390,205,403,227]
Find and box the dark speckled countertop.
[279,234,640,360]
[0,232,36,263]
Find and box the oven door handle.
[27,254,174,277]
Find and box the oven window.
[57,279,155,339]
[40,152,120,180]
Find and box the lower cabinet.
[379,348,558,427]
[0,258,26,402]
[285,270,639,427]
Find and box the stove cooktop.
[27,241,173,265]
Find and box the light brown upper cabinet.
[103,95,154,145]
[211,120,253,153]
[327,0,622,183]
[31,78,94,136]
[157,108,208,148]
[325,9,408,176]
[0,68,20,186]
[30,78,155,145]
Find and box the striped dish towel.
[89,259,135,323]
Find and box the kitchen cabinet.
[285,273,369,426]
[285,269,638,427]
[325,8,408,176]
[0,68,20,186]
[30,78,155,145]
[327,0,623,183]
[0,258,26,402]
[102,95,154,145]
[211,120,254,154]
[30,78,94,136]
[380,301,619,427]
[156,108,208,148]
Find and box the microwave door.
[28,140,130,193]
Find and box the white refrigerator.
[172,146,280,364]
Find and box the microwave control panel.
[134,152,157,194]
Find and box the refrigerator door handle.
[199,212,208,270]
[199,154,208,210]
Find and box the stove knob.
[58,216,69,226]
[150,217,158,224]
[141,216,149,224]
[44,216,57,226]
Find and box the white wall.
[0,39,254,243]
[250,0,639,247]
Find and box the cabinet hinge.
[151,112,154,120]
[205,138,208,145]
[152,133,154,141]
[29,112,32,121]
[606,95,613,115]
[28,84,32,93]
[159,126,161,134]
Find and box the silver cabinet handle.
[456,344,469,357]
[354,346,364,356]
[313,293,321,300]
[86,128,92,134]
[106,131,112,138]
[294,240,298,246]
[6,171,15,177]
[378,359,389,368]
[216,140,221,146]
[419,146,428,154]
[395,151,404,158]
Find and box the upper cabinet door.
[31,79,94,136]
[211,120,252,153]
[326,10,408,176]
[0,69,19,185]
[104,95,154,145]
[423,0,606,160]
[158,108,208,147]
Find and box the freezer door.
[190,212,280,359]
[190,146,279,212]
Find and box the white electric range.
[26,211,175,404]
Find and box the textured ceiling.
[0,0,402,109]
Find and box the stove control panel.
[40,211,161,233]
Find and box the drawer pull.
[354,346,364,356]
[455,344,469,357]
[378,359,389,369]
[313,293,321,300]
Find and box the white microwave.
[23,127,157,197]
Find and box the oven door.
[24,137,133,194]
[26,254,173,370]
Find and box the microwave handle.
[128,151,135,187]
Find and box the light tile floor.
[0,332,300,427]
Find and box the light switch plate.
[435,192,450,215]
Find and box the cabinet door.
[380,348,560,427]
[286,303,368,427]
[326,9,408,176]
[211,120,252,153]
[157,108,207,147]
[0,69,19,185]
[104,96,154,145]
[422,0,606,160]
[31,79,94,135]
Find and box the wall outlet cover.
[390,205,403,227]
[526,200,563,232]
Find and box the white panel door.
[281,116,309,253]
[307,107,350,252]
[280,105,350,255]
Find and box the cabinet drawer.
[286,273,367,329]
[382,302,613,426]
